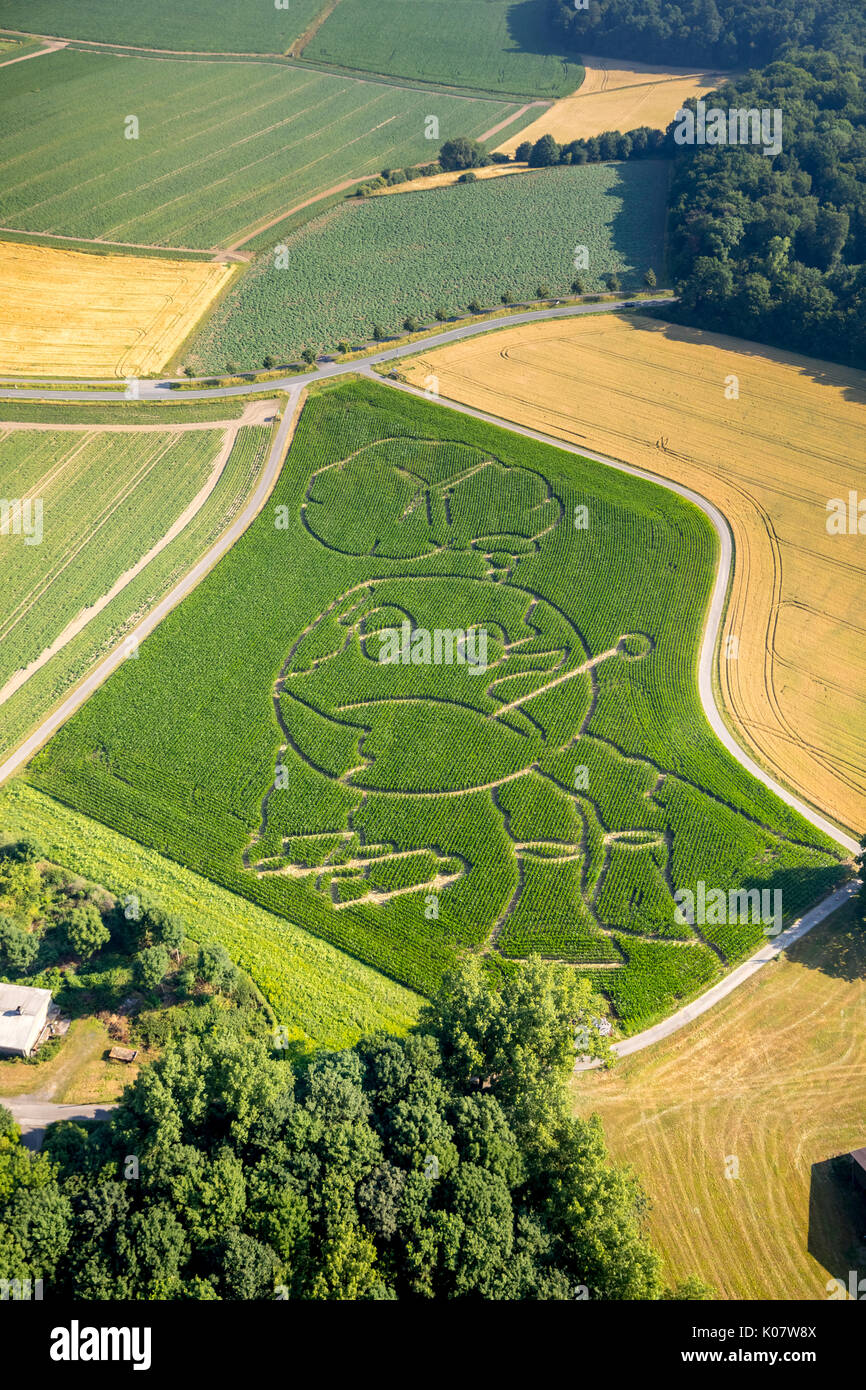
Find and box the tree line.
[667,51,866,366]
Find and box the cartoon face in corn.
[242,442,670,966]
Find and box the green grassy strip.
[0,226,216,261]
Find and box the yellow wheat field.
[0,240,235,378]
[572,904,866,1299]
[496,54,730,155]
[402,314,866,837]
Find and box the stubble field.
[400,313,866,837]
[0,238,234,376]
[573,900,866,1299]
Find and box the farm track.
[0,416,259,708]
[1,300,856,1032]
[0,391,301,787]
[2,28,537,100]
[0,39,66,67]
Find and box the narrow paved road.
[372,369,859,856]
[0,1097,117,1151]
[574,877,862,1067]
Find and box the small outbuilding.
[850,1147,866,1195]
[0,983,52,1058]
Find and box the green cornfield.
[24,381,844,1029]
[304,0,583,97]
[190,162,669,370]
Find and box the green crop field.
[303,0,582,97]
[0,426,222,687]
[0,47,534,249]
[188,162,668,370]
[0,399,257,425]
[0,420,274,762]
[24,380,845,1028]
[0,1,324,53]
[0,0,579,97]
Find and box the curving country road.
[371,370,859,856]
[574,875,862,1068]
[0,299,857,1055]
[0,298,674,400]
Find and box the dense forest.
[667,52,866,364]
[546,0,866,69]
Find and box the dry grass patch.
[401,313,866,836]
[0,1018,131,1103]
[0,240,234,378]
[373,164,531,196]
[571,902,866,1300]
[495,53,730,155]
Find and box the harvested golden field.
[572,902,866,1300]
[495,53,730,155]
[401,313,866,836]
[0,240,235,377]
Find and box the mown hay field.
[573,900,866,1299]
[0,781,422,1049]
[302,0,583,97]
[496,53,731,154]
[0,239,233,376]
[25,380,843,1019]
[401,313,866,838]
[189,162,668,371]
[0,416,274,762]
[0,47,533,251]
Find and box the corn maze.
[27,382,846,1030]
